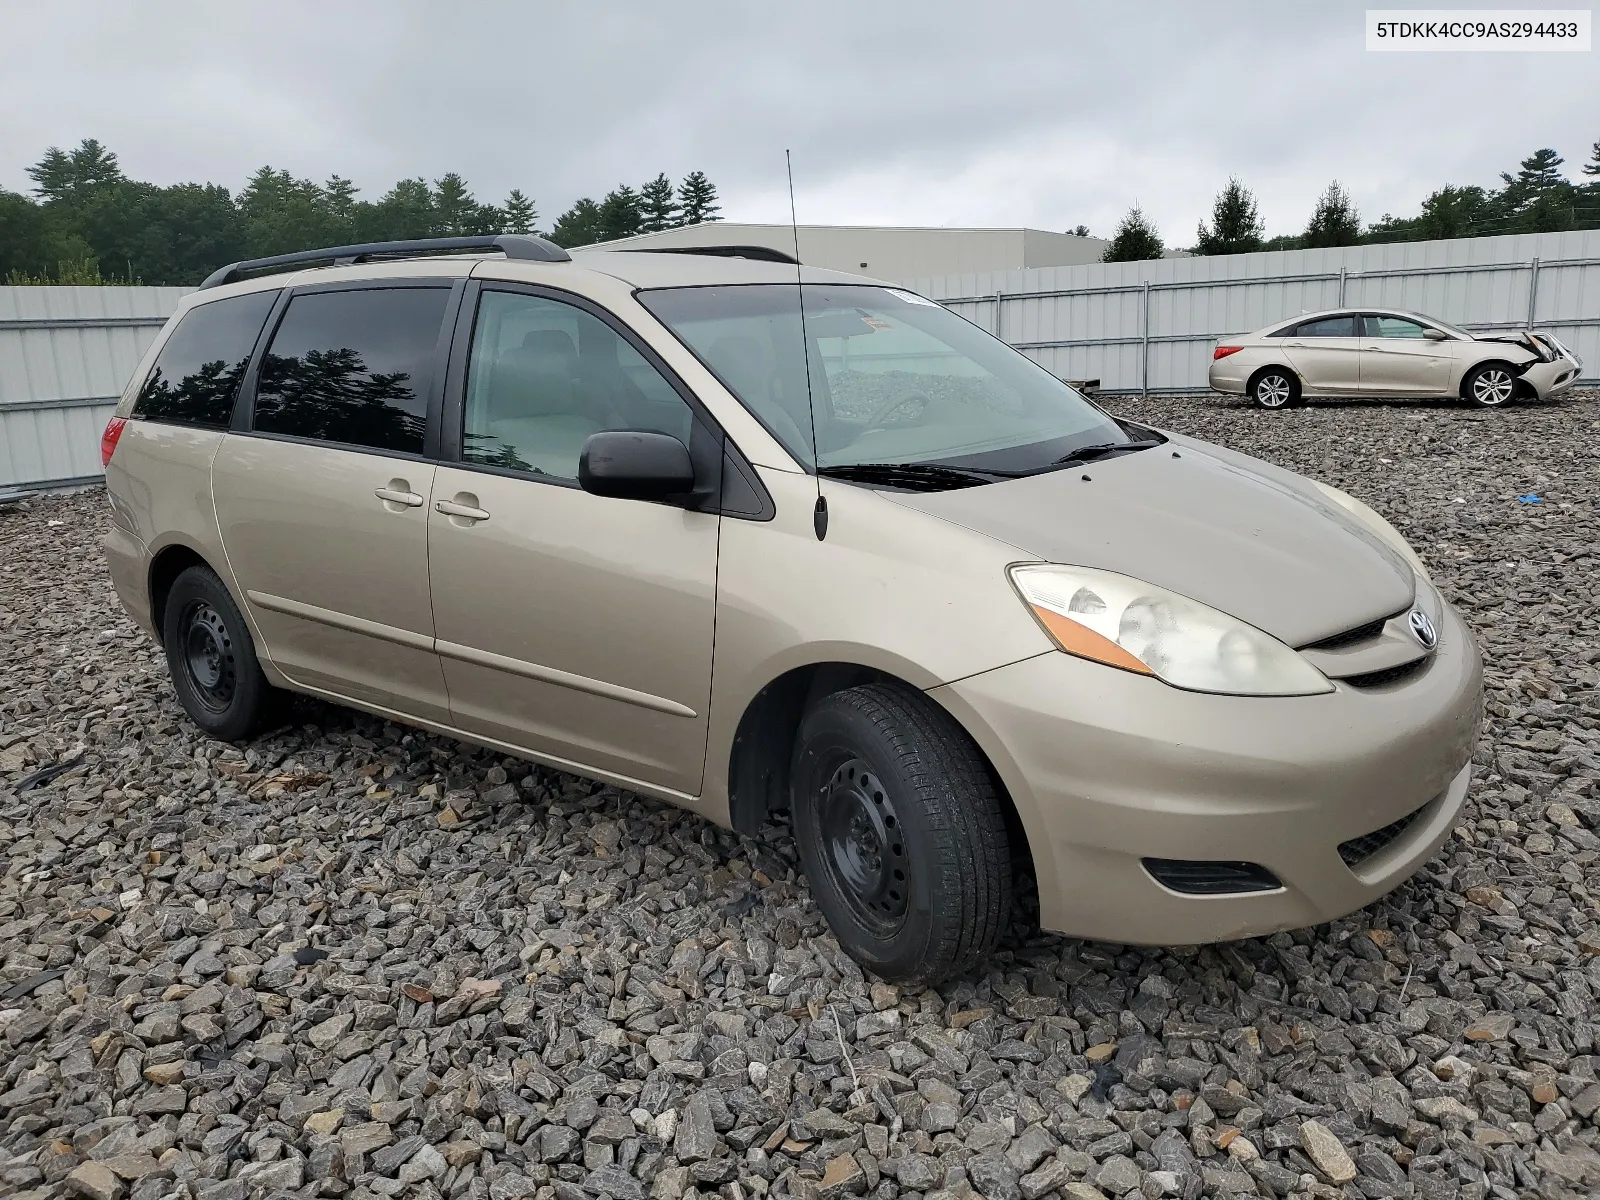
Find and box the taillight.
[101,417,128,467]
[1213,346,1243,360]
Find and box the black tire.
[790,682,1012,985]
[1462,361,1517,408]
[1250,368,1300,410]
[161,565,281,741]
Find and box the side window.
[253,287,450,454]
[462,290,695,480]
[1294,315,1357,338]
[133,291,277,427]
[1363,315,1428,339]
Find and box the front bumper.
[1521,353,1583,400]
[931,601,1483,945]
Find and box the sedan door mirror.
[579,431,696,500]
[1423,327,1449,341]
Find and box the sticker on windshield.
[884,289,940,307]
[861,316,893,330]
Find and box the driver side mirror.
[1423,327,1449,341]
[579,431,695,500]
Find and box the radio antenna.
[788,149,827,540]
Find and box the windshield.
[1416,314,1472,339]
[637,284,1127,472]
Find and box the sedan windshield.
[637,284,1130,473]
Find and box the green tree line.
[0,139,722,285]
[1101,140,1600,262]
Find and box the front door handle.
[375,483,424,508]
[436,498,490,522]
[1363,346,1383,352]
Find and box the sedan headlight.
[1010,564,1333,696]
[1309,481,1429,579]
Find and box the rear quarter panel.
[104,422,232,638]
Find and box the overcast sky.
[2,1,1594,243]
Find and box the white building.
[585,222,1114,279]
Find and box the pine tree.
[676,171,720,225]
[324,176,358,220]
[26,138,123,202]
[1584,140,1600,177]
[549,198,605,247]
[502,189,537,234]
[1301,181,1361,247]
[1493,148,1578,233]
[1070,224,1090,237]
[597,185,642,241]
[638,173,679,232]
[1100,207,1163,262]
[1194,177,1264,255]
[433,173,482,235]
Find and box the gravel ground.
[3,390,1599,1200]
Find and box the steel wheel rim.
[1473,369,1513,405]
[182,601,237,713]
[1258,375,1290,408]
[817,756,909,933]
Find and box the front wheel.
[1251,369,1300,410]
[1463,362,1517,408]
[161,565,282,741]
[790,683,1013,985]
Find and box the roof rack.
[197,234,572,290]
[630,244,800,265]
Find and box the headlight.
[1310,481,1429,580]
[1010,565,1333,696]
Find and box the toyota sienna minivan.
[102,234,1483,983]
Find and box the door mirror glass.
[579,431,695,500]
[1423,327,1449,341]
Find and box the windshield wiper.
[1053,438,1164,467]
[817,462,1020,491]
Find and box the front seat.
[708,335,813,458]
[482,329,603,477]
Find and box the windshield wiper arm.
[1053,438,1164,467]
[817,462,1019,490]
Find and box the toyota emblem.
[1408,610,1438,649]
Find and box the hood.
[883,435,1416,647]
[1471,330,1548,359]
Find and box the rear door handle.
[374,486,424,507]
[436,499,491,522]
[1363,346,1383,352]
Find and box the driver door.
[1359,314,1454,394]
[426,284,722,796]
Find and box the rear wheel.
[161,565,281,741]
[1463,362,1517,408]
[1250,368,1300,410]
[790,682,1012,985]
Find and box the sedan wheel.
[1251,370,1298,410]
[1465,364,1516,407]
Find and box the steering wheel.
[857,390,932,435]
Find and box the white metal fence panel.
[908,229,1600,394]
[0,285,186,490]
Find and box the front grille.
[1338,804,1428,868]
[1302,615,1389,652]
[1143,859,1282,895]
[1342,657,1429,689]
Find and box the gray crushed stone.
[2,389,1598,1200]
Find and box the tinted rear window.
[1294,315,1357,338]
[133,291,277,427]
[253,287,450,454]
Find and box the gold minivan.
[103,235,1482,983]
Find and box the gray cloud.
[2,0,1593,243]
